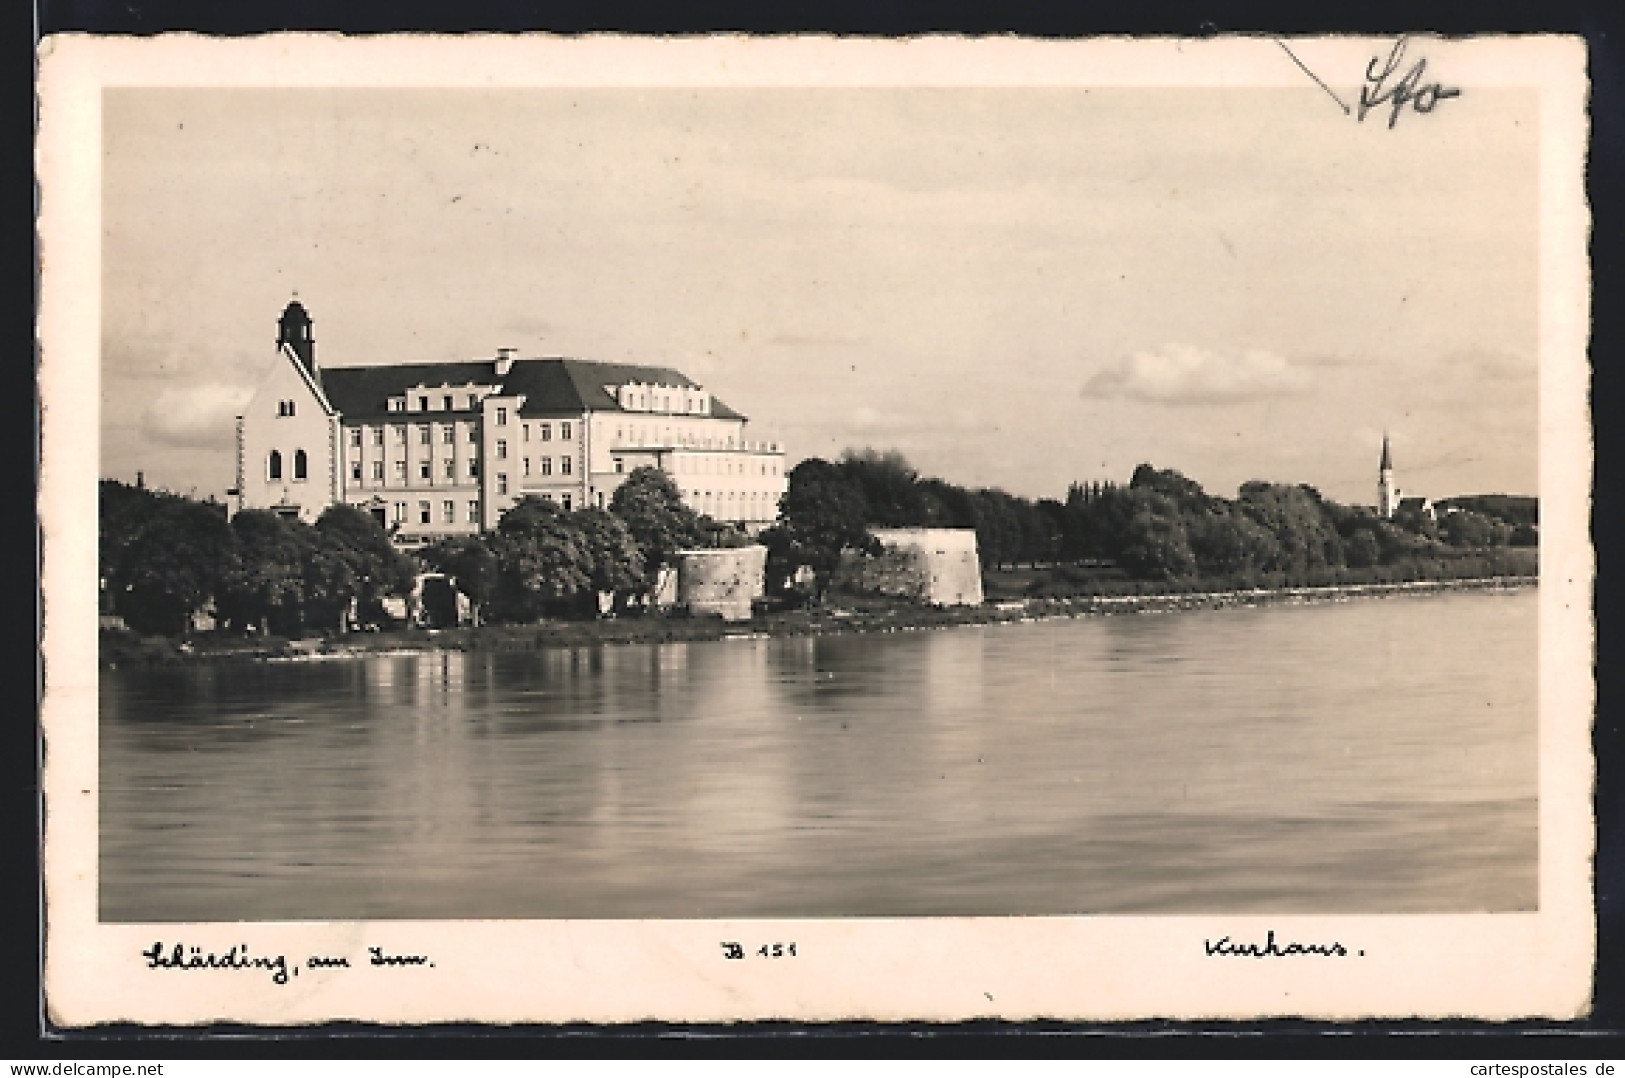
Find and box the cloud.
[1082,343,1313,405]
[141,384,254,448]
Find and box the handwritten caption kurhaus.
[141,941,433,986]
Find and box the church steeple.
[277,297,317,379]
[1377,432,1399,518]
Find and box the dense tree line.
[764,453,1536,595]
[101,467,733,636]
[102,455,1538,636]
[101,480,415,636]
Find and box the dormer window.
[389,399,404,413]
[443,395,453,411]
[418,396,429,411]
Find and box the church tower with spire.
[1377,433,1399,518]
[277,297,317,379]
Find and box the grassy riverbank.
[100,572,1536,667]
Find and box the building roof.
[318,357,746,423]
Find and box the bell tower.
[1377,432,1399,518]
[277,297,317,379]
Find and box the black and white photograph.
[39,34,1593,1024]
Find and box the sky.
[100,86,1539,506]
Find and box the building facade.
[233,301,787,543]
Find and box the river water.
[100,589,1536,921]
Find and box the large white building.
[233,300,787,543]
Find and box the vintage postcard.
[38,33,1593,1026]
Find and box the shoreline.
[102,575,1537,667]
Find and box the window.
[418,424,430,445]
[540,423,552,441]
[497,473,508,495]
[496,407,508,426]
[496,440,508,460]
[613,458,623,474]
[560,456,572,476]
[419,461,431,480]
[466,395,476,410]
[467,501,479,524]
[389,399,404,413]
[392,501,406,524]
[522,457,530,476]
[393,424,406,443]
[443,395,453,411]
[468,460,479,478]
[468,426,478,443]
[372,461,384,481]
[561,422,572,440]
[540,457,552,477]
[350,462,362,482]
[560,493,572,511]
[394,460,407,480]
[418,396,428,411]
[443,425,455,444]
[596,491,605,509]
[349,428,362,448]
[293,450,308,481]
[267,450,283,480]
[277,400,297,417]
[444,459,455,480]
[419,501,431,524]
[522,423,530,441]
[372,427,384,447]
[442,500,454,524]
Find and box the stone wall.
[677,545,767,621]
[866,528,984,606]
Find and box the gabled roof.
[317,357,746,423]
[320,362,499,422]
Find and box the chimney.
[495,347,517,378]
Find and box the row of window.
[346,420,574,449]
[388,393,480,414]
[344,454,576,485]
[275,400,298,417]
[266,449,308,481]
[390,500,481,525]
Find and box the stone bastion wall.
[677,545,768,621]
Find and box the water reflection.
[101,590,1536,920]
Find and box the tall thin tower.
[1377,432,1399,518]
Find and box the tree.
[571,507,646,614]
[490,496,594,621]
[218,510,311,634]
[113,499,237,635]
[1115,492,1198,581]
[770,458,877,600]
[422,535,498,625]
[315,504,415,628]
[1440,509,1513,548]
[609,466,706,597]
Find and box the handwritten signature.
[1357,38,1461,128]
[1277,37,1461,129]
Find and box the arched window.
[268,450,282,480]
[294,449,308,480]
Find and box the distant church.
[1376,433,1433,521]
